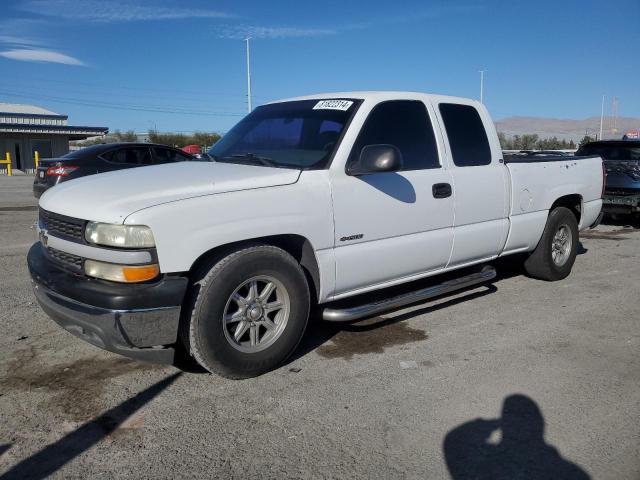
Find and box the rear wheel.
[183,245,310,379]
[524,207,579,281]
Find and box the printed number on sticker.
[313,100,354,111]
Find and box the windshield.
[208,99,360,169]
[577,144,640,161]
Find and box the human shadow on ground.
[443,394,590,480]
[1,372,181,480]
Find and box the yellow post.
[35,150,40,170]
[0,152,12,176]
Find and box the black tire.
[524,207,579,281]
[182,244,310,379]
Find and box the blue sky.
[0,0,638,133]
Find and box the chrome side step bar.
[322,266,497,322]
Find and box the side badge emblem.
[339,234,364,242]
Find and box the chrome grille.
[605,188,640,197]
[39,208,85,242]
[47,247,84,272]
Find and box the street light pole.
[599,94,605,140]
[479,70,485,104]
[245,37,252,113]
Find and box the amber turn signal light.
[122,264,160,282]
[84,260,160,283]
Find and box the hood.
[39,161,301,223]
[604,159,640,189]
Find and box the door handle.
[432,183,452,199]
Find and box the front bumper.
[602,193,640,214]
[27,242,188,364]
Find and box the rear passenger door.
[436,102,509,266]
[330,100,455,295]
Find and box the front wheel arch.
[187,234,321,303]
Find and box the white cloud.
[19,0,232,22]
[0,19,45,47]
[0,35,38,46]
[219,24,336,40]
[0,48,85,65]
[214,3,482,40]
[0,18,85,66]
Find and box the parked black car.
[575,140,640,217]
[33,143,195,198]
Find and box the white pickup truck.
[28,92,604,378]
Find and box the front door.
[330,100,455,297]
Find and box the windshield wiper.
[225,153,277,167]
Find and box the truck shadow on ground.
[288,250,592,364]
[443,394,590,480]
[1,373,181,480]
[0,444,11,458]
[290,284,497,363]
[288,266,510,364]
[600,214,640,229]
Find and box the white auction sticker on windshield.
[313,100,354,111]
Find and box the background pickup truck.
[575,140,640,218]
[28,92,604,378]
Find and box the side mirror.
[348,144,403,176]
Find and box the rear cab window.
[439,103,492,167]
[349,100,440,171]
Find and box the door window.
[349,100,440,171]
[439,104,492,167]
[104,147,152,165]
[151,147,192,163]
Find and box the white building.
[0,103,108,172]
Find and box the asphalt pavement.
[0,175,638,479]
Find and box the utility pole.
[479,70,485,104]
[610,96,618,136]
[599,94,605,140]
[245,37,252,113]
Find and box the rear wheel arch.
[550,194,582,225]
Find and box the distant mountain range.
[495,116,640,142]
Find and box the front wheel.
[183,245,310,378]
[524,207,579,281]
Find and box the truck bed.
[500,154,603,256]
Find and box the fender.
[124,171,337,300]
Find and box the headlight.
[84,260,160,283]
[85,222,155,248]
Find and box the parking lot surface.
[1,176,638,479]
